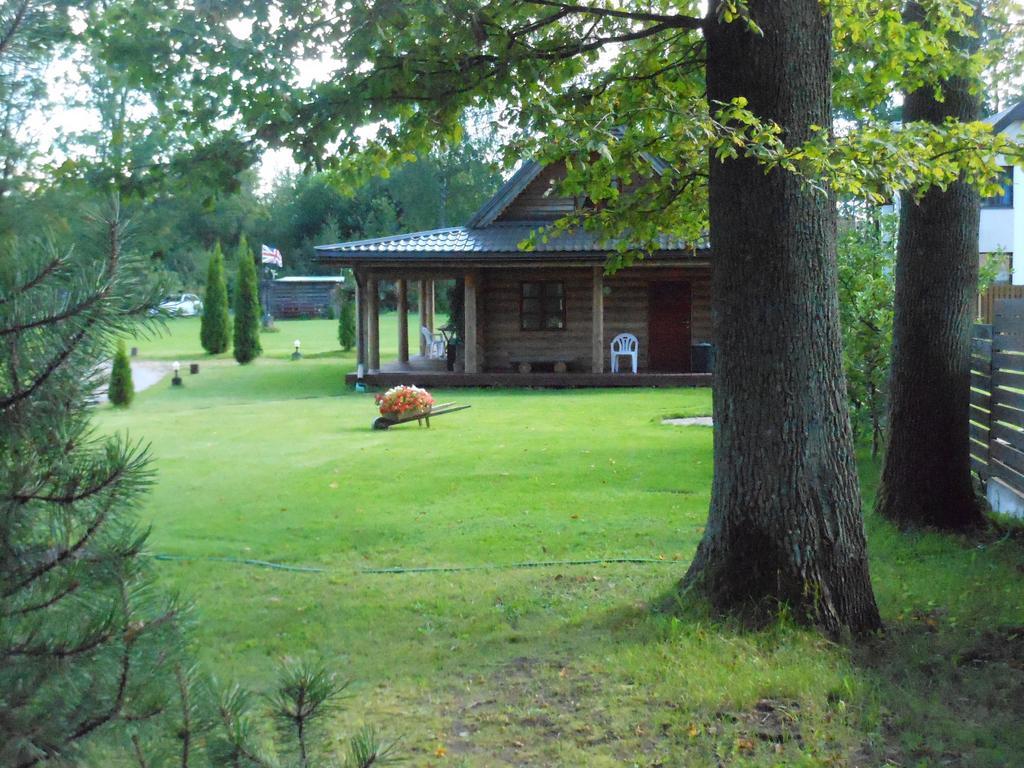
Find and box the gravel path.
[129,361,171,392]
[94,361,172,400]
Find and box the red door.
[648,282,692,372]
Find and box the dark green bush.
[233,235,262,364]
[339,296,356,351]
[108,339,134,407]
[200,241,230,354]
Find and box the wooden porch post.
[425,279,435,332]
[464,272,479,374]
[396,279,409,363]
[367,276,380,373]
[592,266,604,373]
[355,271,367,372]
[418,279,428,356]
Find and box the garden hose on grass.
[146,553,674,575]
[149,553,327,573]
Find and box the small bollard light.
[171,361,183,387]
[291,339,302,361]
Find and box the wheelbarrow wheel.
[372,417,393,431]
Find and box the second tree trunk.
[875,17,983,530]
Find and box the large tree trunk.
[875,4,983,530]
[682,0,882,636]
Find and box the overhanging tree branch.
[521,0,704,29]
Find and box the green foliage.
[108,338,134,406]
[90,0,1017,268]
[233,235,262,364]
[339,295,356,351]
[444,279,465,342]
[207,660,395,768]
[267,658,348,767]
[0,215,189,765]
[200,241,231,354]
[255,137,500,278]
[837,212,896,457]
[979,247,1007,296]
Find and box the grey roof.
[985,101,1024,134]
[273,275,345,283]
[315,222,697,261]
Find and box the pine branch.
[4,624,116,660]
[0,324,91,411]
[2,489,117,598]
[130,733,150,768]
[176,664,193,768]
[9,437,151,506]
[0,250,65,308]
[0,579,80,617]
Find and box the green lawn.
[127,312,434,362]
[95,319,1024,766]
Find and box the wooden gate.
[971,299,1024,515]
[977,284,1024,324]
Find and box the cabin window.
[520,281,566,331]
[982,166,1014,209]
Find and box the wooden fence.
[977,284,1024,324]
[970,299,1024,514]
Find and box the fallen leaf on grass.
[737,737,756,754]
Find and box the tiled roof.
[273,275,345,283]
[315,222,697,260]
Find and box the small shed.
[268,276,345,318]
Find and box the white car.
[156,293,203,317]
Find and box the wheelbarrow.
[372,402,471,430]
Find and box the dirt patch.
[434,656,623,765]
[959,625,1024,669]
[722,698,803,747]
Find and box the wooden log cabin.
[316,157,712,387]
[268,276,345,318]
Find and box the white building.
[980,101,1023,284]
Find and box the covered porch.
[350,262,713,389]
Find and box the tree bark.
[682,0,882,636]
[875,3,983,530]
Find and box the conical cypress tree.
[200,241,230,354]
[108,339,134,407]
[339,296,356,351]
[233,235,262,364]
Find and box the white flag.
[261,244,283,267]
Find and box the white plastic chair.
[610,333,639,374]
[421,326,446,359]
